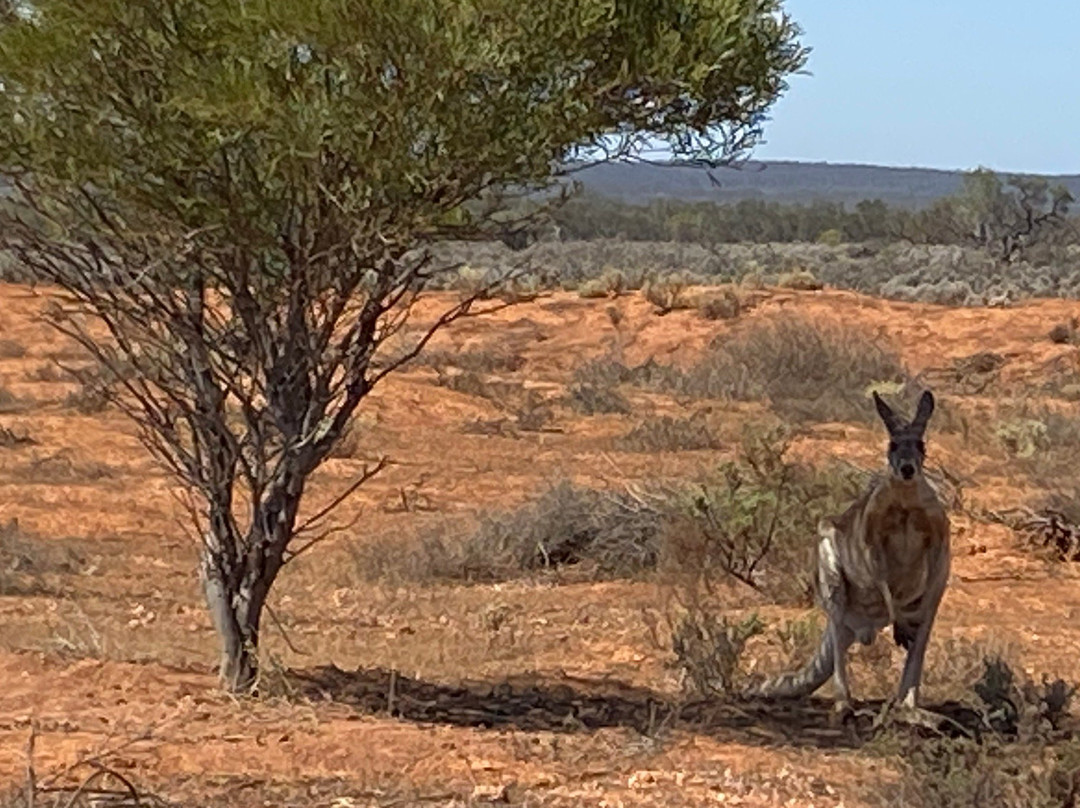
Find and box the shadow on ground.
[280,665,990,749]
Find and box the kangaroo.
[750,390,951,717]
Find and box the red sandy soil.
[0,283,1078,806]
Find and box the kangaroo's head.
[873,390,934,482]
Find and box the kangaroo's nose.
[899,463,915,479]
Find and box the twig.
[265,603,309,656]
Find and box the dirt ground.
[1,282,1079,807]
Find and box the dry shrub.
[0,519,87,596]
[776,268,823,290]
[993,403,1080,479]
[0,386,22,414]
[571,354,683,392]
[352,480,664,584]
[699,289,742,320]
[614,413,721,452]
[868,657,1079,808]
[27,363,68,382]
[415,348,526,374]
[660,426,866,605]
[642,271,695,313]
[679,315,908,423]
[436,370,524,408]
[669,610,765,696]
[565,382,632,416]
[22,451,115,484]
[62,360,138,414]
[1050,319,1079,345]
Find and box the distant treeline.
[549,195,901,243]
[548,169,1079,258]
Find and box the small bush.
[698,289,742,320]
[816,228,843,246]
[416,349,526,374]
[0,519,87,595]
[660,426,866,604]
[565,383,633,416]
[679,315,908,424]
[642,271,695,313]
[994,404,1080,479]
[670,610,765,696]
[776,269,823,290]
[572,355,683,392]
[1049,320,1078,345]
[63,360,138,414]
[355,480,665,584]
[614,413,721,452]
[0,386,22,414]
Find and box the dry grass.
[613,413,721,452]
[350,480,664,584]
[0,520,88,596]
[679,316,908,423]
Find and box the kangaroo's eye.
[916,441,925,453]
[889,442,898,452]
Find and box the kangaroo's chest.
[869,504,937,603]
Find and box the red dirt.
[0,283,1078,807]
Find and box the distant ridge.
[572,160,1080,209]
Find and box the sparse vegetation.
[564,382,633,416]
[868,656,1080,808]
[661,427,866,604]
[0,520,87,596]
[614,413,721,452]
[675,316,909,423]
[352,480,664,584]
[669,610,765,696]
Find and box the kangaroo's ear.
[873,391,902,433]
[911,390,935,432]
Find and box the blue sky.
[753,1,1079,175]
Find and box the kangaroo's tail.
[748,632,834,699]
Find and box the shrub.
[698,289,742,320]
[816,228,843,246]
[868,656,1079,808]
[416,349,526,374]
[642,271,695,313]
[1049,319,1078,345]
[776,268,823,290]
[614,413,721,452]
[0,386,22,414]
[354,480,665,584]
[679,315,908,423]
[565,383,633,416]
[0,519,87,596]
[0,339,26,359]
[669,610,765,696]
[660,426,866,604]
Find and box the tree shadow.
[280,665,989,749]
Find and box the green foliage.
[661,426,865,603]
[0,0,806,242]
[0,0,806,691]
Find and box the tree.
[0,0,806,692]
[899,168,1075,261]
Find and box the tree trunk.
[200,546,272,693]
